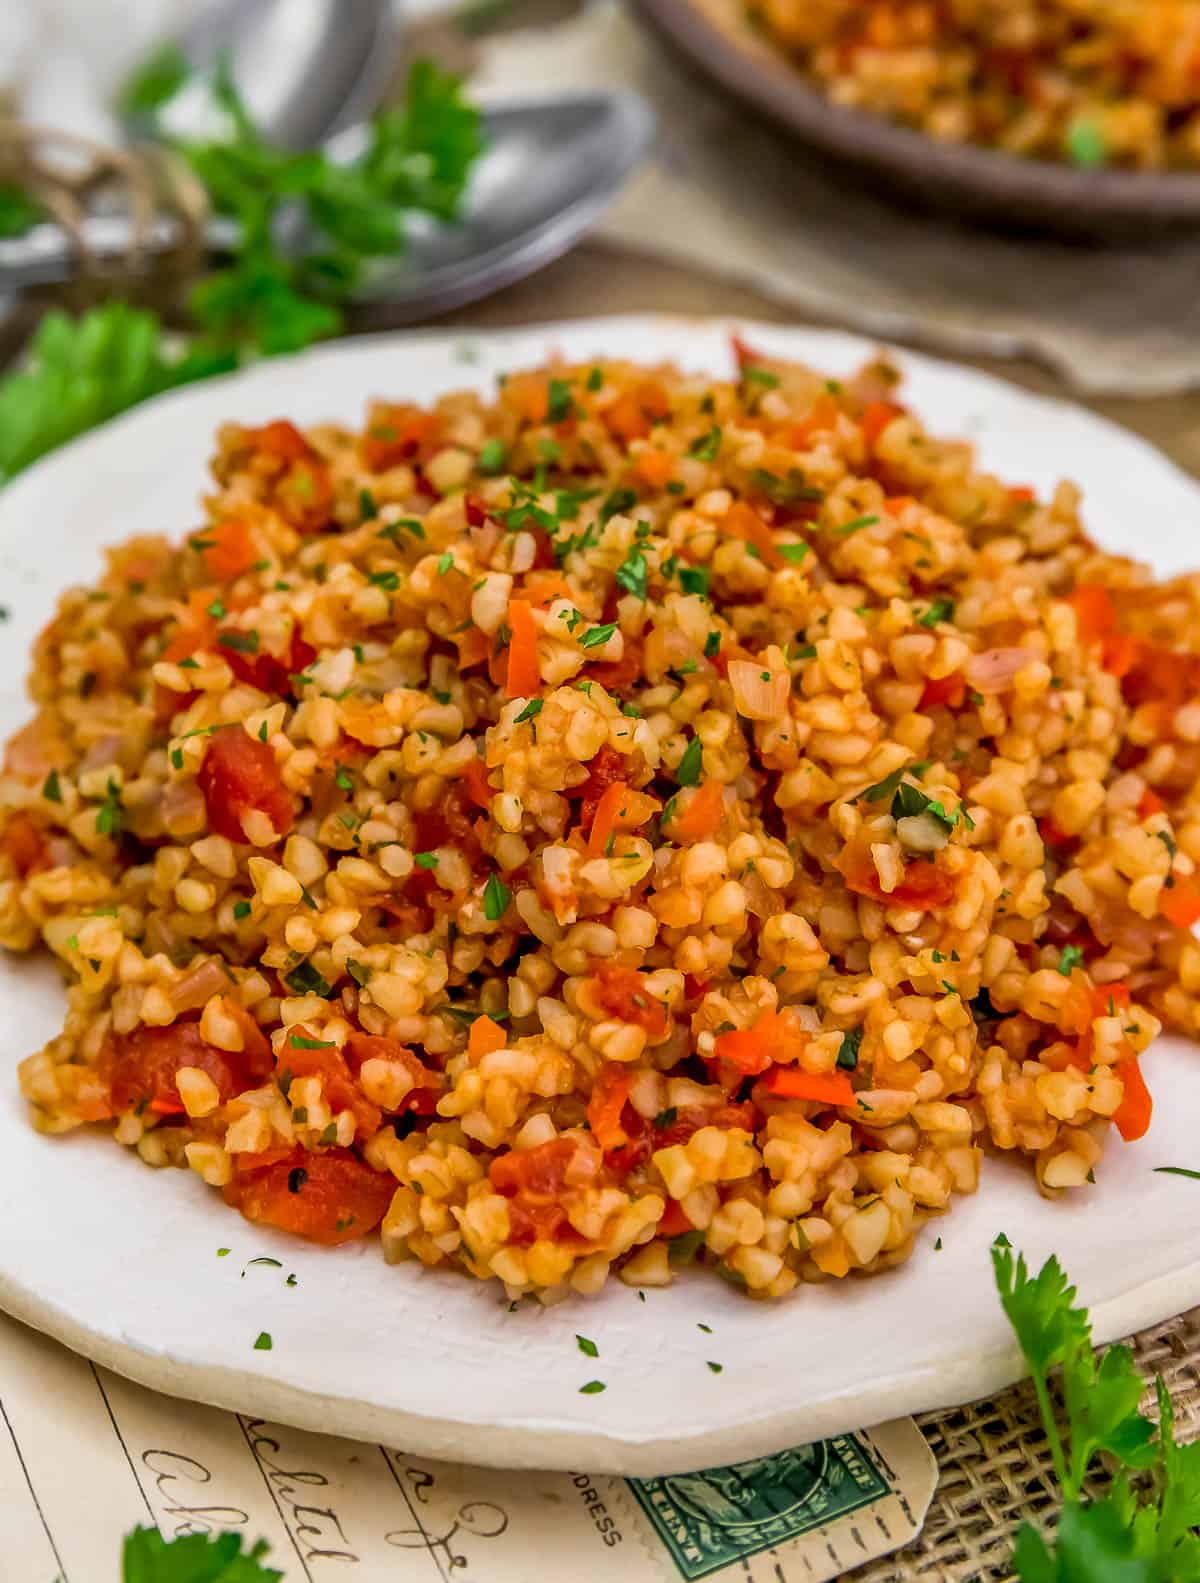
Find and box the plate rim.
[2,315,1199,1475]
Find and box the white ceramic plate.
[2,317,1200,1477]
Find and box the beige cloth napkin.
[476,2,1200,398]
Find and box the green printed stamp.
[626,1435,889,1581]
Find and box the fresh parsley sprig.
[122,1525,281,1580]
[993,1236,1200,1578]
[0,59,482,485]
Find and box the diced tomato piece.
[1138,788,1166,819]
[100,1020,262,1116]
[222,628,316,696]
[1160,879,1200,930]
[1008,485,1036,504]
[760,1067,854,1105]
[861,400,905,449]
[587,1062,632,1152]
[883,495,916,516]
[456,757,494,811]
[278,1029,382,1139]
[1040,816,1073,847]
[343,1031,444,1113]
[636,448,676,489]
[489,1137,587,1245]
[730,333,765,371]
[197,726,294,844]
[671,779,725,841]
[503,373,551,425]
[919,672,966,709]
[224,1146,395,1245]
[604,381,671,443]
[1113,1058,1153,1142]
[724,501,781,567]
[1121,645,1200,718]
[505,600,540,698]
[1,812,49,877]
[572,745,631,832]
[1066,584,1117,645]
[467,1015,507,1062]
[203,517,258,581]
[785,394,839,449]
[586,781,660,856]
[713,1007,808,1076]
[360,404,442,471]
[656,1199,694,1238]
[250,420,313,464]
[588,636,644,692]
[1101,632,1142,680]
[592,961,671,1040]
[840,851,955,911]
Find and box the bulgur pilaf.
[752,1,1200,170]
[2,339,1198,1306]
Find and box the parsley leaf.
[675,737,703,786]
[615,545,649,602]
[483,872,511,921]
[689,426,722,461]
[121,1525,282,1582]
[1057,945,1084,977]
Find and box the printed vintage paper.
[1,1311,935,1581]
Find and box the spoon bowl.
[123,0,393,150]
[348,91,656,320]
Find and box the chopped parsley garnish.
[515,698,543,723]
[742,366,779,388]
[233,900,252,920]
[217,1248,230,1257]
[437,551,455,576]
[576,1334,599,1358]
[675,736,703,786]
[1057,945,1084,977]
[483,872,511,920]
[689,426,721,461]
[578,1380,606,1394]
[206,598,227,619]
[678,566,710,598]
[704,630,721,657]
[917,597,955,629]
[284,961,332,998]
[253,1332,272,1351]
[706,1361,724,1374]
[1066,117,1106,168]
[653,1106,678,1129]
[600,487,637,525]
[778,542,809,564]
[478,438,507,474]
[358,487,378,519]
[890,781,975,832]
[289,1033,333,1050]
[1154,1167,1200,1180]
[750,468,823,505]
[346,958,370,987]
[832,514,879,537]
[218,629,260,655]
[369,570,400,592]
[334,764,354,792]
[615,544,649,602]
[415,851,439,870]
[669,1229,706,1265]
[42,769,63,803]
[859,762,929,802]
[580,622,617,650]
[586,366,604,391]
[837,1029,862,1070]
[95,777,123,838]
[547,378,573,422]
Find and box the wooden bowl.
[633,0,1200,239]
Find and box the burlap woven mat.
[846,1309,1200,1580]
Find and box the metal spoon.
[122,0,394,151]
[0,91,655,317]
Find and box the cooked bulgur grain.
[753,1,1200,171]
[2,338,1197,1304]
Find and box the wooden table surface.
[431,238,1200,481]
